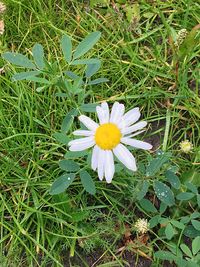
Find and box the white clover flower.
[68,102,152,183]
[180,140,193,153]
[134,218,149,234]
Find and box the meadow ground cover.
[0,0,200,266]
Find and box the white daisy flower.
[68,102,152,183]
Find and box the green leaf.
[71,58,100,65]
[61,35,72,63]
[12,70,40,81]
[149,215,160,228]
[85,62,101,78]
[64,71,79,80]
[124,3,140,23]
[153,181,175,206]
[190,212,200,219]
[32,43,45,69]
[180,244,193,258]
[165,170,181,189]
[139,198,157,213]
[80,170,96,195]
[87,78,109,85]
[27,76,50,84]
[136,180,149,201]
[197,194,200,208]
[191,220,200,231]
[184,225,200,238]
[61,109,78,133]
[185,182,198,194]
[59,159,80,172]
[181,170,200,187]
[176,192,195,201]
[154,251,177,261]
[165,223,175,240]
[73,31,101,59]
[49,173,75,195]
[70,210,89,222]
[2,52,36,69]
[146,151,171,176]
[64,151,88,159]
[80,103,98,113]
[53,132,69,144]
[192,236,200,255]
[159,202,167,214]
[171,220,185,230]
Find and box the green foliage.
[80,170,96,195]
[61,35,72,63]
[73,32,101,59]
[49,173,75,195]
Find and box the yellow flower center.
[95,123,121,150]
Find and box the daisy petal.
[73,130,94,136]
[122,107,140,127]
[96,106,106,124]
[104,150,115,183]
[69,136,95,151]
[97,149,106,181]
[69,141,95,151]
[79,115,99,131]
[91,145,100,171]
[101,102,109,123]
[122,121,147,135]
[113,144,137,171]
[110,102,125,124]
[121,137,152,150]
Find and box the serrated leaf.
[61,35,72,63]
[137,180,149,201]
[192,236,200,255]
[154,181,175,206]
[61,109,78,133]
[146,152,170,176]
[139,198,157,213]
[87,78,109,85]
[32,43,45,69]
[80,103,98,113]
[80,170,96,195]
[49,173,75,195]
[191,220,200,231]
[165,170,181,189]
[59,159,80,172]
[176,192,195,201]
[85,62,101,78]
[71,58,100,65]
[73,31,101,59]
[180,244,193,258]
[2,52,36,69]
[12,70,40,81]
[165,223,175,240]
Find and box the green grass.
[0,0,200,266]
